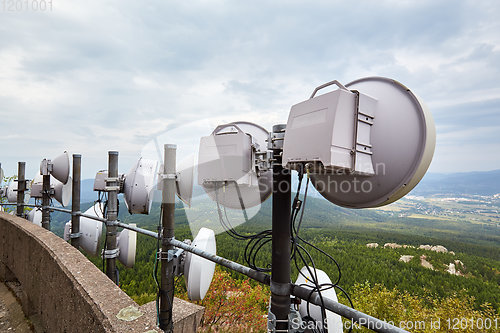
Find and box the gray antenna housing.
[283,77,435,208]
[198,121,272,209]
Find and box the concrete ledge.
[140,298,204,333]
[0,212,204,332]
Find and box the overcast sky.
[1,0,499,179]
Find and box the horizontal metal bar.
[111,221,159,239]
[45,206,109,224]
[45,206,159,238]
[167,238,271,286]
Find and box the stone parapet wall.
[0,212,203,332]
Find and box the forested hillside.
[45,185,500,332]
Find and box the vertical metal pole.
[71,154,81,249]
[270,124,291,331]
[16,162,26,217]
[159,144,176,332]
[105,151,119,285]
[41,174,51,230]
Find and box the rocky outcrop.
[399,255,414,263]
[384,243,402,249]
[418,244,449,253]
[420,255,434,270]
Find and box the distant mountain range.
[78,169,500,204]
[410,169,500,196]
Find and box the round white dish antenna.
[123,158,159,214]
[52,176,72,207]
[6,180,29,204]
[176,155,195,207]
[27,209,42,227]
[287,77,435,208]
[184,227,216,301]
[50,151,71,184]
[63,220,71,241]
[198,121,272,209]
[6,180,18,203]
[117,224,137,268]
[295,266,343,333]
[64,203,104,256]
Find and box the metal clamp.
[270,281,291,296]
[106,220,118,228]
[103,248,120,259]
[104,185,121,191]
[268,131,285,150]
[40,159,53,176]
[104,176,122,192]
[159,173,177,180]
[267,308,304,333]
[69,232,82,239]
[105,177,120,183]
[168,248,186,276]
[156,250,170,261]
[167,248,182,261]
[71,211,81,217]
[267,311,290,333]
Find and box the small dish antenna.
[31,173,72,207]
[64,203,104,256]
[123,158,159,214]
[52,177,72,207]
[198,121,272,209]
[27,209,42,227]
[116,224,137,268]
[40,151,71,185]
[184,227,216,301]
[283,77,435,208]
[94,158,159,215]
[6,180,18,203]
[5,179,30,204]
[176,156,195,207]
[295,266,343,333]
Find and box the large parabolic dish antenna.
[283,77,435,208]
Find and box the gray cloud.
[0,0,499,178]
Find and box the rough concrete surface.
[0,281,33,332]
[0,212,204,332]
[141,299,204,333]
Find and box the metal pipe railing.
[168,238,271,286]
[1,203,160,239]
